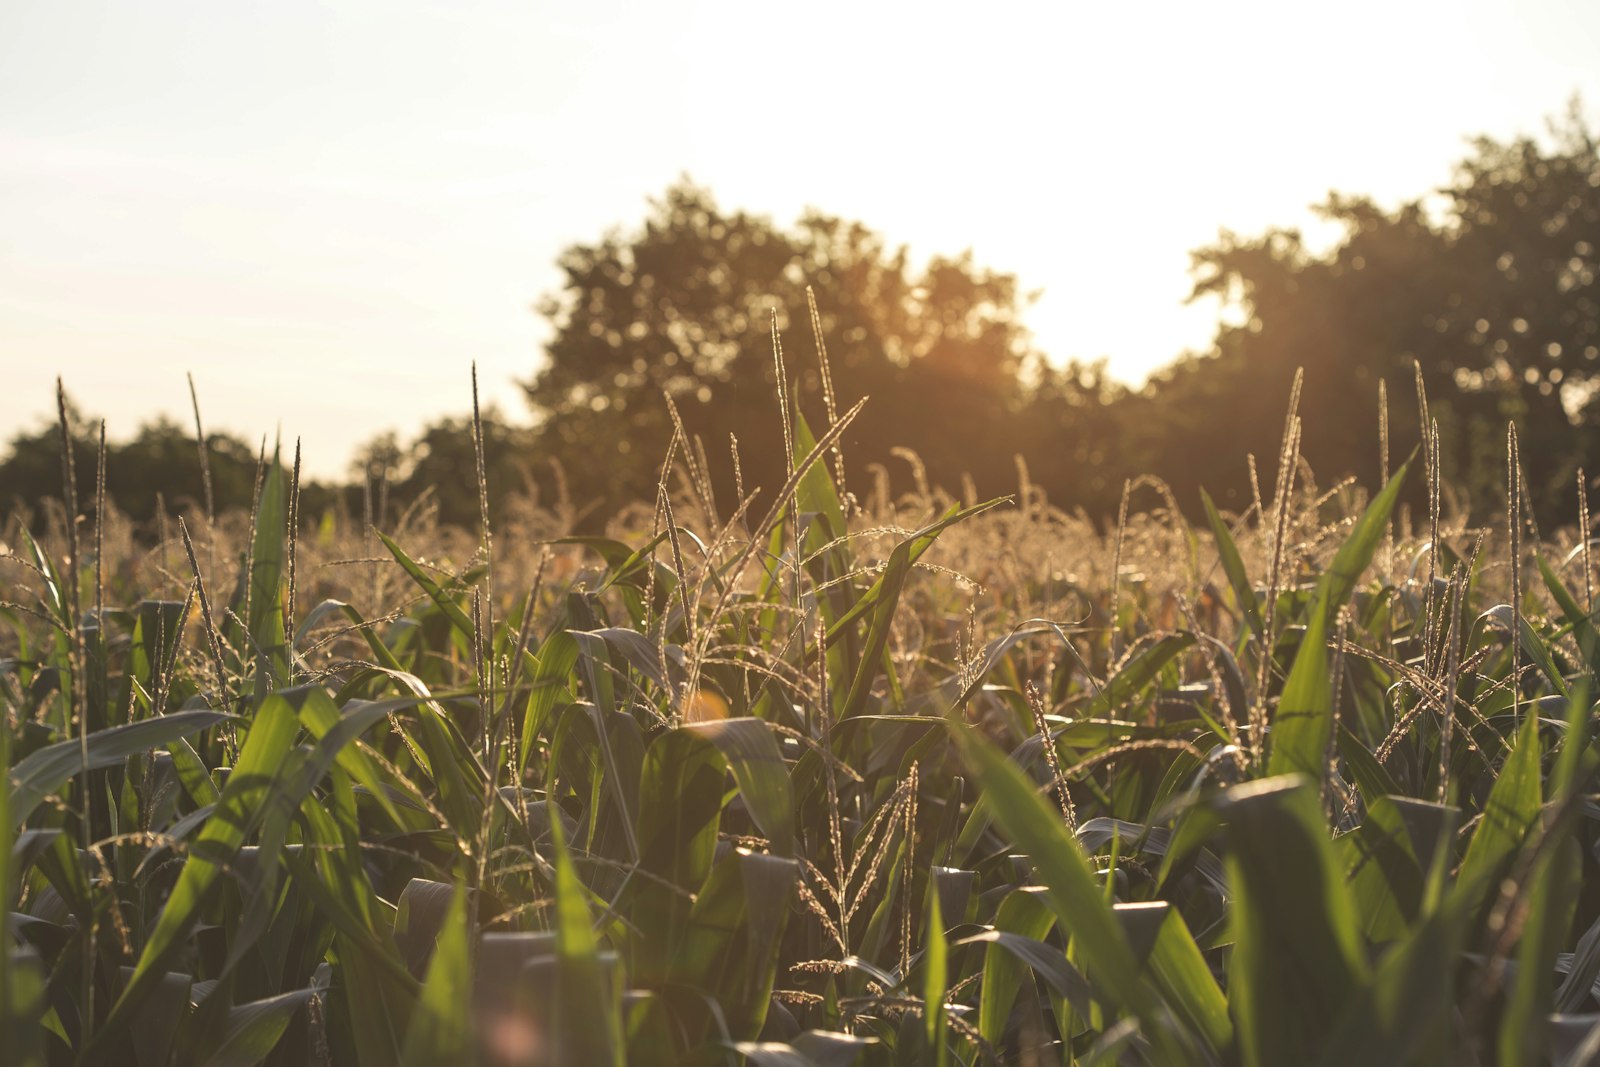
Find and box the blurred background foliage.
[4,110,1597,531]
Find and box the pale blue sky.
[3,1,1597,476]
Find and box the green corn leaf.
[922,878,947,1059]
[685,717,795,856]
[97,690,304,1046]
[9,710,231,827]
[351,666,488,836]
[1317,888,1470,1066]
[17,524,69,630]
[1080,632,1197,720]
[127,969,191,1067]
[548,532,674,594]
[125,599,187,718]
[826,498,1008,644]
[517,629,579,775]
[1476,603,1570,697]
[1140,903,1232,1056]
[571,627,674,699]
[1264,462,1410,783]
[837,499,1007,718]
[1201,488,1263,636]
[226,694,405,977]
[1451,712,1543,919]
[950,722,1187,1060]
[1499,684,1590,1065]
[200,989,316,1067]
[294,690,403,825]
[1217,776,1366,1067]
[731,850,799,1034]
[393,879,462,976]
[196,988,314,1067]
[1556,912,1600,1013]
[793,412,848,549]
[399,884,474,1067]
[626,729,726,981]
[674,847,799,1040]
[1318,457,1412,625]
[672,848,751,1013]
[965,885,1093,1043]
[1266,603,1332,780]
[547,815,624,1067]
[963,925,1099,1034]
[1335,723,1403,804]
[1343,796,1426,937]
[1500,835,1581,1065]
[548,702,641,861]
[289,791,418,1067]
[296,599,423,681]
[1,951,45,1067]
[374,529,477,640]
[0,723,40,1067]
[1536,552,1600,666]
[1077,818,1228,899]
[246,445,288,679]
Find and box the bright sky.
[3,1,1598,478]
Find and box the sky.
[3,1,1598,479]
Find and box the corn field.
[7,367,1600,1066]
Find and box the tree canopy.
[4,108,1598,531]
[0,409,289,528]
[1147,106,1600,518]
[522,180,1041,516]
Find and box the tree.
[1015,358,1132,515]
[0,408,269,528]
[0,399,103,526]
[0,401,352,533]
[406,412,537,531]
[365,412,537,531]
[1437,107,1600,508]
[524,179,1041,516]
[1144,106,1600,520]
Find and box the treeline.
[5,109,1598,531]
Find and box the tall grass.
[5,344,1600,1065]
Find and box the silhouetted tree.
[0,409,283,529]
[351,411,536,530]
[1146,106,1600,520]
[524,179,1041,516]
[10,112,1597,536]
[1016,359,1132,514]
[110,418,269,521]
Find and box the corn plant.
[6,362,1600,1066]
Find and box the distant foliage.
[3,110,1597,532]
[0,407,341,529]
[1145,105,1600,520]
[523,179,1041,515]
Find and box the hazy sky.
[3,1,1598,477]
